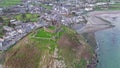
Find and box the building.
[3,26,14,32]
[0,38,4,51]
[0,8,3,12]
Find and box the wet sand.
[77,11,120,34]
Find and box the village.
[0,0,120,51]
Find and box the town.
[0,0,87,51]
[0,0,119,50]
[1,0,120,68]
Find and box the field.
[35,29,54,38]
[0,0,22,7]
[15,13,39,22]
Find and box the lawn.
[35,29,54,38]
[31,26,68,52]
[34,26,65,39]
[0,0,22,7]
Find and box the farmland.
[0,0,22,7]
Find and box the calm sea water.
[96,18,120,68]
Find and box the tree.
[0,17,3,23]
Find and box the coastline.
[82,32,98,68]
[78,11,120,68]
[77,11,115,34]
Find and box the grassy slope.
[4,26,94,68]
[0,0,21,7]
[58,29,94,68]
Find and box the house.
[0,8,3,13]
[3,26,14,32]
[10,19,16,22]
[96,2,107,6]
[0,42,3,50]
[0,38,4,50]
[17,29,23,33]
[85,4,95,11]
[11,21,22,26]
[85,7,93,11]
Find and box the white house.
[85,7,93,11]
[96,2,107,6]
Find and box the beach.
[77,11,120,34]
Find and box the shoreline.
[82,32,98,68]
[80,11,120,68]
[78,11,116,34]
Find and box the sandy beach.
[78,11,120,33]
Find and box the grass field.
[35,29,54,38]
[15,13,39,22]
[33,26,65,39]
[0,0,22,7]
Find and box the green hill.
[4,26,95,68]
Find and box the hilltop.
[4,26,96,68]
